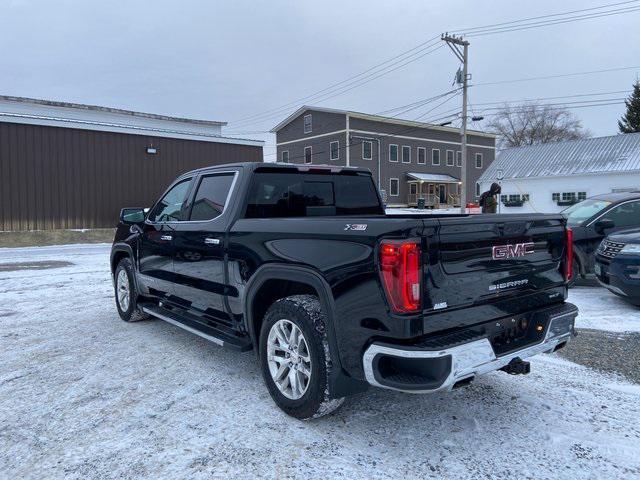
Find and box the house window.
[389,144,398,162]
[304,146,312,164]
[475,153,483,169]
[446,150,454,166]
[562,192,576,202]
[362,141,372,160]
[417,147,426,165]
[402,146,411,164]
[303,114,312,134]
[432,149,440,166]
[476,183,481,197]
[281,150,289,163]
[552,193,560,201]
[390,178,399,196]
[456,151,462,167]
[409,183,417,194]
[330,141,339,161]
[500,195,508,203]
[578,192,587,201]
[522,194,530,202]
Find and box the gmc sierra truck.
[111,162,578,419]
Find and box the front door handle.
[204,237,221,245]
[160,235,173,241]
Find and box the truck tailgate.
[425,215,567,313]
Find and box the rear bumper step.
[362,302,578,393]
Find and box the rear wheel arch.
[245,266,336,352]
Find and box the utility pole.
[441,33,469,214]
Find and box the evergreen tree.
[619,80,640,134]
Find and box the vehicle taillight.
[565,228,573,281]
[379,240,421,313]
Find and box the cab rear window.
[244,172,383,218]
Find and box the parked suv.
[595,229,640,306]
[111,162,577,419]
[563,191,640,281]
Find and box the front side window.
[189,173,235,221]
[281,150,289,163]
[475,153,483,168]
[389,144,398,162]
[148,179,191,222]
[432,149,440,165]
[604,201,640,228]
[304,146,312,164]
[303,114,312,134]
[362,141,372,160]
[330,141,340,160]
[456,151,462,167]
[418,147,426,165]
[402,146,411,163]
[390,178,399,196]
[446,150,454,166]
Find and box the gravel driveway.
[1,244,640,479]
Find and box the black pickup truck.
[111,162,578,419]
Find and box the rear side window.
[189,173,235,221]
[244,172,383,218]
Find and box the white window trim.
[389,144,398,163]
[456,151,462,167]
[402,145,411,164]
[390,178,400,196]
[475,152,483,169]
[362,140,373,160]
[330,141,340,161]
[281,150,289,163]
[446,149,454,166]
[417,147,426,165]
[303,114,312,134]
[432,149,440,166]
[304,146,312,164]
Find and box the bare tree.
[486,103,590,149]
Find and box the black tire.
[259,294,345,420]
[114,257,150,322]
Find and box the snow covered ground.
[571,286,640,333]
[1,244,640,479]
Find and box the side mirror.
[120,207,146,225]
[594,218,615,234]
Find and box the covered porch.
[406,173,461,208]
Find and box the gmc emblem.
[492,242,535,260]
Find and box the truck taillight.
[565,228,573,281]
[379,240,421,313]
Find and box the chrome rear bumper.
[362,303,578,393]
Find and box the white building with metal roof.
[477,132,640,214]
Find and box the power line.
[451,0,639,34]
[233,1,639,130]
[230,43,445,128]
[228,38,442,125]
[465,6,640,37]
[475,65,640,87]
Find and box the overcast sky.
[2,0,639,157]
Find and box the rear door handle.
[204,238,221,245]
[160,235,173,241]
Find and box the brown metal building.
[0,96,263,231]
